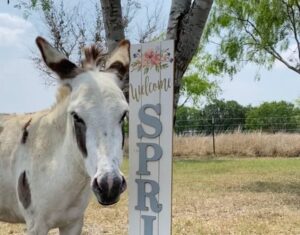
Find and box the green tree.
[175,106,201,134]
[245,101,299,132]
[179,74,214,107]
[175,99,247,134]
[202,99,247,134]
[295,97,300,108]
[200,0,300,78]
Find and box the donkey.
[0,37,130,234]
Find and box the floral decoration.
[131,47,173,74]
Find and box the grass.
[2,158,300,234]
[173,132,300,157]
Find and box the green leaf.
[144,67,149,74]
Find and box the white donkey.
[0,37,130,234]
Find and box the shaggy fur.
[0,37,130,235]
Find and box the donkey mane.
[81,44,106,70]
[53,45,106,107]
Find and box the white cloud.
[0,13,35,45]
[0,12,55,113]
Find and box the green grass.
[2,158,300,234]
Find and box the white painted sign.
[129,40,174,235]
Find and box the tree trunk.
[167,0,214,116]
[100,0,125,52]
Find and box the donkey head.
[36,37,129,206]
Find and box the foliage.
[175,100,300,134]
[245,101,300,132]
[202,99,247,133]
[295,97,300,108]
[175,106,201,134]
[178,48,220,108]
[175,99,247,134]
[201,0,300,78]
[179,73,216,108]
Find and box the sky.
[0,3,55,113]
[0,1,300,114]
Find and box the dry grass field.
[2,158,300,234]
[173,132,300,157]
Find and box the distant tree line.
[175,100,300,135]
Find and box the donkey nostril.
[92,178,103,194]
[121,176,127,193]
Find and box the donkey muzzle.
[92,173,127,206]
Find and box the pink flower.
[143,49,161,66]
[151,54,161,66]
[144,49,155,60]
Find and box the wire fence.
[175,116,300,135]
[174,116,300,155]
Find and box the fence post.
[212,116,216,155]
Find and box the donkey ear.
[36,37,80,79]
[105,40,130,79]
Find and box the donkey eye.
[71,111,85,124]
[71,111,87,156]
[119,111,127,123]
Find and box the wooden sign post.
[128,40,174,235]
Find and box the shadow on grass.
[242,181,300,196]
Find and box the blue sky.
[0,1,300,113]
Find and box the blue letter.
[136,143,162,175]
[142,215,156,235]
[135,179,162,213]
[137,104,162,138]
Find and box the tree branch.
[268,45,300,73]
[288,4,300,63]
[235,14,300,74]
[178,96,190,109]
[295,0,300,15]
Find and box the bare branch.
[32,0,107,82]
[137,3,163,43]
[122,0,141,34]
[30,53,57,86]
[42,1,80,58]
